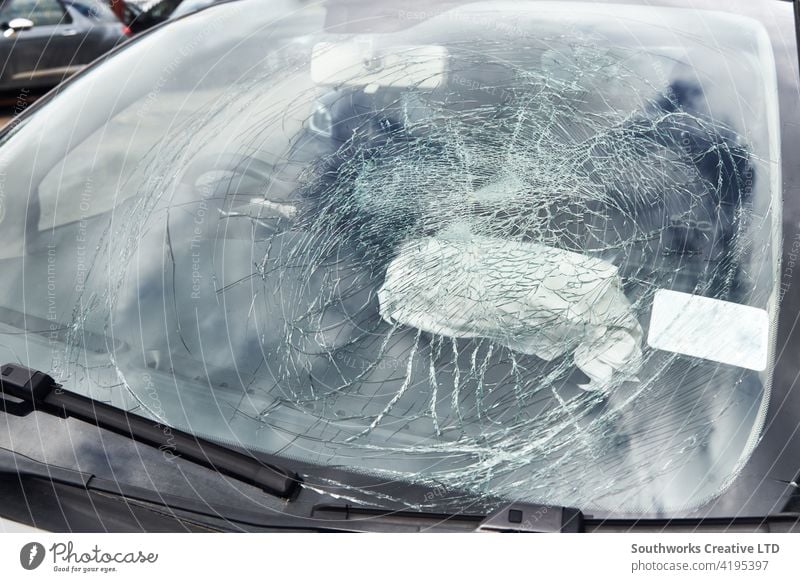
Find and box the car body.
[169,0,218,19]
[0,0,129,91]
[0,0,798,532]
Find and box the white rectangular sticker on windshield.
[647,290,769,371]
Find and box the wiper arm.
[0,363,300,499]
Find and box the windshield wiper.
[0,363,300,499]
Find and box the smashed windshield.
[0,0,781,513]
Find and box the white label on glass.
[647,290,769,371]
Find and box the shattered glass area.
[0,2,781,513]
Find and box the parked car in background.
[0,0,129,91]
[122,0,181,33]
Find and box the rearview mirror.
[310,39,447,90]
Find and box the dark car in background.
[0,0,128,91]
[122,0,181,33]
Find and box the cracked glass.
[0,0,782,513]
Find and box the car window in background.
[0,0,789,516]
[124,0,182,32]
[134,0,181,20]
[0,0,72,25]
[62,0,119,21]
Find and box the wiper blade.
[0,363,300,499]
